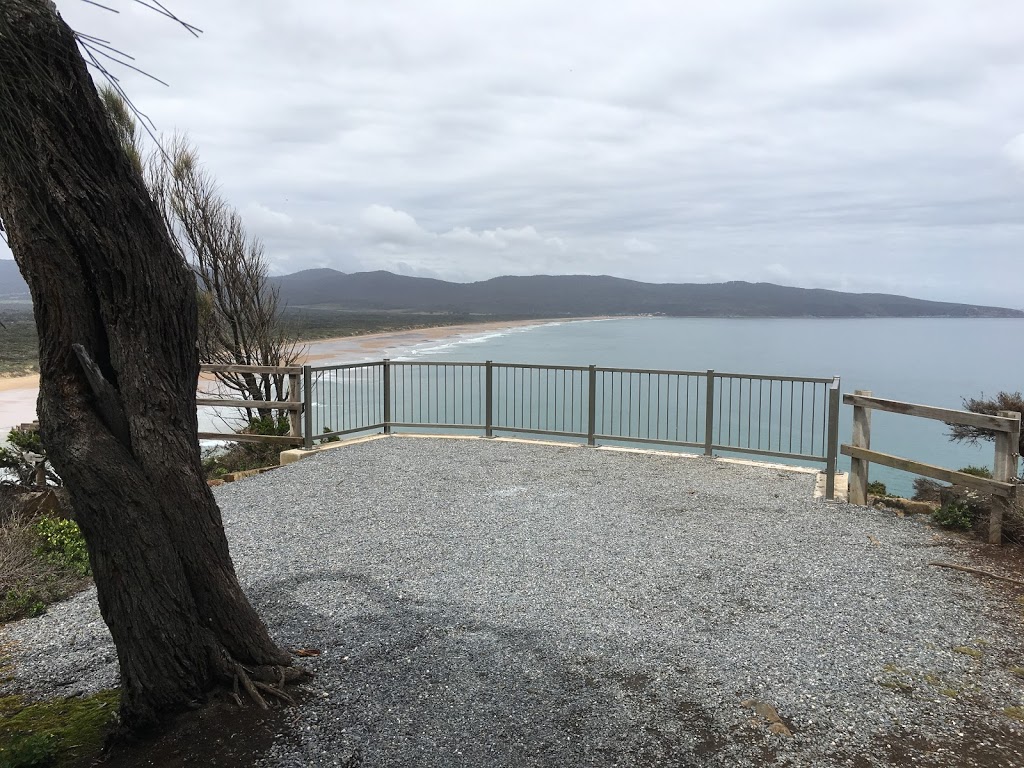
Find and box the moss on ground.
[0,690,119,768]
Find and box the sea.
[387,317,1024,498]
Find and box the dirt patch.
[94,692,305,768]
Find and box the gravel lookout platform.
[3,436,1023,767]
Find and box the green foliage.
[33,518,89,577]
[933,499,973,530]
[0,589,44,622]
[0,430,54,489]
[0,690,119,768]
[949,391,1024,457]
[244,415,290,437]
[867,480,888,496]
[320,426,341,444]
[958,465,992,479]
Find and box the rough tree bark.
[0,0,303,728]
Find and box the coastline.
[1,316,610,434]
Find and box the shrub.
[958,465,992,479]
[867,480,888,497]
[0,429,58,489]
[33,517,90,577]
[933,499,973,530]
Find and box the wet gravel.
[3,435,1023,767]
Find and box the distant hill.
[272,268,1024,318]
[0,259,29,299]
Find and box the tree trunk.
[0,0,299,729]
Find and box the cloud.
[0,0,1022,307]
[1005,134,1024,171]
[359,205,431,245]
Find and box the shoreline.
[1,316,613,433]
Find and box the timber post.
[824,377,841,500]
[302,365,313,451]
[382,359,392,434]
[287,371,302,442]
[704,370,715,456]
[587,365,597,446]
[485,361,494,437]
[991,410,1021,545]
[849,389,872,506]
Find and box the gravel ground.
[3,435,1024,767]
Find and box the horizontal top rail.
[714,371,836,384]
[201,364,302,375]
[492,362,591,372]
[843,393,1020,432]
[196,398,303,411]
[310,360,385,372]
[595,365,707,376]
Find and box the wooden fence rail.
[840,390,1021,544]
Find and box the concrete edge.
[281,432,846,500]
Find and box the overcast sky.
[3,0,1023,306]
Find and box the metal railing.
[299,360,841,499]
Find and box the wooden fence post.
[287,371,302,442]
[849,389,872,506]
[991,410,1021,545]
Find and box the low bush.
[0,510,90,624]
[933,499,973,530]
[958,465,992,479]
[202,415,290,480]
[33,518,89,577]
[867,480,888,497]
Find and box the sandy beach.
[1,317,599,435]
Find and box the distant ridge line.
[270,268,1024,319]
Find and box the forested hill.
[271,268,1024,318]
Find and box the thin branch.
[80,40,169,86]
[132,0,203,36]
[80,0,120,12]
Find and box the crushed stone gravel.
[3,436,1023,767]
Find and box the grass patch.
[0,506,90,625]
[0,690,119,768]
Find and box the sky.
[2,0,1023,307]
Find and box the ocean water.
[394,317,1024,498]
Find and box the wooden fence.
[196,364,305,447]
[841,390,1021,544]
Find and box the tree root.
[228,659,311,710]
[929,561,1024,587]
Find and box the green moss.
[0,690,119,768]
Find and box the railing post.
[703,370,715,456]
[382,359,392,435]
[587,365,597,446]
[287,371,302,442]
[991,410,1021,545]
[302,364,313,451]
[485,361,494,437]
[849,389,872,505]
[825,377,840,500]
